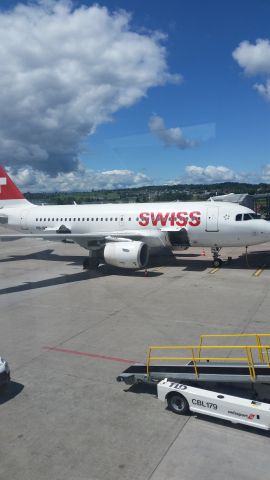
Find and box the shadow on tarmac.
[0,381,24,405]
[193,412,270,437]
[124,382,157,396]
[0,249,83,267]
[1,247,270,277]
[0,267,163,295]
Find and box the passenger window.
[82,218,85,221]
[52,218,54,221]
[244,214,251,221]
[73,218,76,221]
[87,218,89,221]
[56,218,59,221]
[235,214,242,221]
[69,218,71,221]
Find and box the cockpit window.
[236,212,261,221]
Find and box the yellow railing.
[146,343,270,382]
[198,333,270,363]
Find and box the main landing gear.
[83,252,101,270]
[211,247,223,268]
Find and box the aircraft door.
[206,207,219,232]
[20,209,29,230]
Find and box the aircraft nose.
[258,220,270,241]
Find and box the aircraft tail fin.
[0,166,31,208]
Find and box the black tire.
[83,258,100,269]
[212,258,222,268]
[167,393,189,415]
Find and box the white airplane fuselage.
[1,165,270,269]
[3,200,270,249]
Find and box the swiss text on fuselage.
[138,211,201,227]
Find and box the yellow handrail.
[146,343,270,382]
[198,333,270,363]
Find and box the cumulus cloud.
[233,39,270,101]
[6,164,152,192]
[261,164,270,182]
[254,80,270,101]
[233,39,270,75]
[149,115,196,149]
[184,165,237,183]
[0,1,180,174]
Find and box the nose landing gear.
[211,247,223,268]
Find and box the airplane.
[0,164,269,270]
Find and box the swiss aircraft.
[0,165,269,270]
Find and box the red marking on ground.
[43,346,137,364]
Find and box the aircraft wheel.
[212,258,222,268]
[83,258,100,270]
[167,393,189,415]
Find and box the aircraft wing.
[0,230,149,244]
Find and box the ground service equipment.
[158,379,270,431]
[117,333,270,389]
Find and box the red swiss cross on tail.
[0,166,30,207]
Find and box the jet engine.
[103,241,149,269]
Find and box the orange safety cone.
[201,248,206,256]
[144,268,148,277]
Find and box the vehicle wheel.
[167,393,189,415]
[212,258,222,268]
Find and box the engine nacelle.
[104,241,149,269]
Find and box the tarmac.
[0,234,270,480]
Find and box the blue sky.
[88,0,270,182]
[0,0,270,190]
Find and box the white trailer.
[158,379,270,431]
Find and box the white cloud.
[149,115,196,149]
[233,39,270,75]
[184,165,237,183]
[233,39,270,101]
[0,1,180,174]
[261,164,270,182]
[6,164,152,192]
[254,80,270,101]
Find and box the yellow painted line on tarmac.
[253,265,266,277]
[209,267,220,274]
